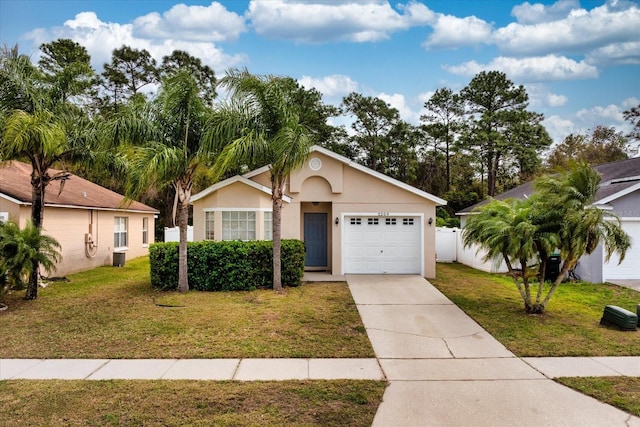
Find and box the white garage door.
[343,215,422,274]
[603,220,640,280]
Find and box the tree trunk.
[272,185,284,292]
[445,132,451,192]
[25,168,48,300]
[176,183,190,293]
[487,151,498,197]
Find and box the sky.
[0,0,639,146]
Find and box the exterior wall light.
[428,217,433,226]
[335,217,339,225]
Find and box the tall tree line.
[3,39,638,245]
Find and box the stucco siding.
[192,182,274,241]
[608,191,640,217]
[0,197,23,225]
[0,203,154,277]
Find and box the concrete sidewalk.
[4,356,638,381]
[0,358,384,381]
[347,274,640,427]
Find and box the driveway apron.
[347,274,640,427]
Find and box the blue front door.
[304,213,328,267]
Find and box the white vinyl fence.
[435,227,507,273]
[164,226,194,242]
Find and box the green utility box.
[600,305,638,331]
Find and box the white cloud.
[247,0,434,43]
[298,74,359,98]
[511,0,579,24]
[622,97,640,109]
[492,1,640,57]
[445,55,598,82]
[525,84,568,108]
[572,101,634,140]
[132,2,246,42]
[377,92,426,124]
[22,11,246,75]
[576,103,626,124]
[542,115,579,144]
[418,91,435,105]
[585,41,640,66]
[546,93,568,107]
[422,14,493,49]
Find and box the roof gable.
[191,146,445,206]
[0,161,158,213]
[307,146,447,205]
[190,175,292,203]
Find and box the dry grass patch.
[432,263,639,357]
[0,380,387,426]
[0,257,373,358]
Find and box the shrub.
[149,240,305,291]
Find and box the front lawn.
[431,263,639,357]
[0,380,386,427]
[0,256,374,359]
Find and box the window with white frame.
[114,217,128,249]
[142,217,149,245]
[222,211,256,240]
[264,211,273,240]
[205,211,215,240]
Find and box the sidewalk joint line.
[85,359,111,380]
[231,359,242,380]
[591,357,626,376]
[159,359,179,379]
[366,327,486,340]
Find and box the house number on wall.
[377,212,390,216]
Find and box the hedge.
[149,240,305,291]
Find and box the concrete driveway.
[347,275,640,427]
[609,279,640,292]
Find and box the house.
[190,146,447,278]
[0,161,159,276]
[457,157,640,282]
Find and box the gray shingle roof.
[457,157,640,215]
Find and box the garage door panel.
[343,215,421,275]
[603,221,639,280]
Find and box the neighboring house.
[191,145,447,278]
[457,157,640,282]
[0,161,159,276]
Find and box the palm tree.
[1,48,73,299]
[463,162,630,314]
[535,163,630,298]
[0,221,61,302]
[212,68,312,292]
[120,70,216,293]
[462,197,557,313]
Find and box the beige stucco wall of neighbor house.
[0,197,27,226]
[39,208,155,276]
[0,197,154,277]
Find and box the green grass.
[431,263,640,357]
[0,380,387,426]
[0,256,374,358]
[556,377,640,417]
